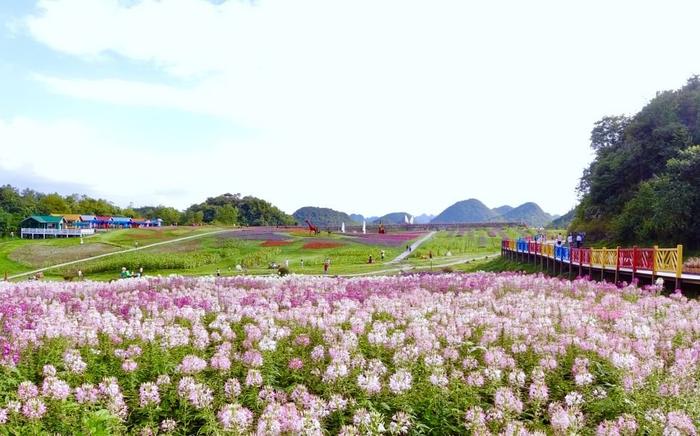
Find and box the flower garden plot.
[0,274,697,434]
[217,229,291,241]
[260,240,293,247]
[302,241,345,249]
[347,232,426,247]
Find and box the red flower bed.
[302,241,345,249]
[260,240,293,247]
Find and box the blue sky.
[2,0,700,216]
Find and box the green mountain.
[372,212,413,225]
[492,205,513,215]
[431,199,497,223]
[501,202,552,227]
[551,209,574,228]
[293,207,357,227]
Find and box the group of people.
[556,232,585,248]
[120,266,144,279]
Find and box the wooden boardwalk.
[501,240,699,290]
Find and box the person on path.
[429,250,433,260]
[216,268,221,277]
[120,267,128,279]
[285,259,289,268]
[368,255,373,264]
[323,258,330,275]
[77,269,83,280]
[139,267,144,277]
[380,250,385,261]
[300,259,304,269]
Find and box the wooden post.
[578,249,582,278]
[631,246,637,282]
[568,245,572,279]
[615,246,620,284]
[652,246,658,282]
[588,249,592,278]
[676,244,683,291]
[601,248,606,281]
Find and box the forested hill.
[293,207,357,227]
[573,76,700,247]
[0,187,295,233]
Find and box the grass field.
[0,226,219,278]
[1,225,540,281]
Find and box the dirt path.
[386,231,436,264]
[7,229,232,280]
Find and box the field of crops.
[0,273,697,434]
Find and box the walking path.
[7,229,232,280]
[387,231,436,264]
[343,252,499,277]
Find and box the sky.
[2,0,700,217]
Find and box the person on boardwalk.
[567,233,573,246]
[576,233,582,248]
[429,250,433,260]
[556,233,563,247]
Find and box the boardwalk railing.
[502,239,685,288]
[21,228,96,238]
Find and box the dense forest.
[0,187,294,235]
[573,76,700,248]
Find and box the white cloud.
[10,0,700,215]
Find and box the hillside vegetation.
[431,199,497,223]
[574,77,700,248]
[292,206,357,227]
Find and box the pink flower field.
[0,273,698,434]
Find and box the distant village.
[19,214,163,239]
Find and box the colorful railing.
[502,239,684,278]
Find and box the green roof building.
[20,215,65,229]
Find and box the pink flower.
[17,381,39,401]
[139,382,160,407]
[389,369,412,394]
[217,403,254,432]
[122,359,138,373]
[224,378,241,399]
[42,377,71,400]
[245,369,263,387]
[288,358,304,370]
[177,355,207,374]
[21,398,46,421]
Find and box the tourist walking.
[368,255,373,264]
[323,258,330,275]
[576,233,583,248]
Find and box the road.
[7,229,232,280]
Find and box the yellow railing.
[503,242,683,279]
[654,245,683,277]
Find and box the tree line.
[0,187,295,236]
[573,76,700,248]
